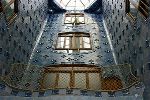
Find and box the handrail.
[0,76,140,93]
[0,63,141,94]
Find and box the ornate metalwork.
[41,64,101,90]
[1,63,139,93]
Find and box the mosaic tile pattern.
[0,0,48,74]
[29,14,115,67]
[103,0,150,99]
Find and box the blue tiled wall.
[0,0,48,74]
[29,13,115,67]
[102,0,150,99]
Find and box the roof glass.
[54,0,96,10]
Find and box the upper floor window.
[64,13,85,25]
[138,0,149,19]
[1,0,18,24]
[55,32,92,53]
[125,0,149,21]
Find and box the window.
[54,0,96,10]
[1,0,18,24]
[55,32,92,53]
[138,0,149,19]
[125,0,139,21]
[125,0,149,21]
[64,13,85,25]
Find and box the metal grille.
[41,65,102,90]
[89,73,101,90]
[75,73,86,89]
[101,76,123,90]
[58,73,70,88]
[43,73,56,89]
[2,64,139,92]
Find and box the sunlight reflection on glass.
[54,0,96,10]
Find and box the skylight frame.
[54,0,97,10]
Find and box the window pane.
[61,42,64,48]
[78,17,84,23]
[60,37,65,42]
[66,37,70,40]
[66,39,70,45]
[71,17,75,23]
[83,37,90,43]
[65,17,72,23]
[65,13,85,25]
[2,0,12,7]
[56,32,92,52]
[84,43,90,48]
[80,37,83,48]
[5,4,14,18]
[57,42,61,48]
[75,37,80,48]
[5,0,12,3]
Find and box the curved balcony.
[0,63,144,97]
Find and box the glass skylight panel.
[54,0,96,10]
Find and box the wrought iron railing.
[102,64,139,91]
[0,63,140,94]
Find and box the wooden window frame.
[125,0,149,21]
[1,0,18,25]
[64,13,85,25]
[125,0,139,21]
[40,65,102,90]
[138,0,149,19]
[55,32,92,52]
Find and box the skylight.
[54,0,97,10]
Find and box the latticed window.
[64,13,85,25]
[138,0,149,19]
[125,0,149,20]
[56,32,92,53]
[1,0,18,24]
